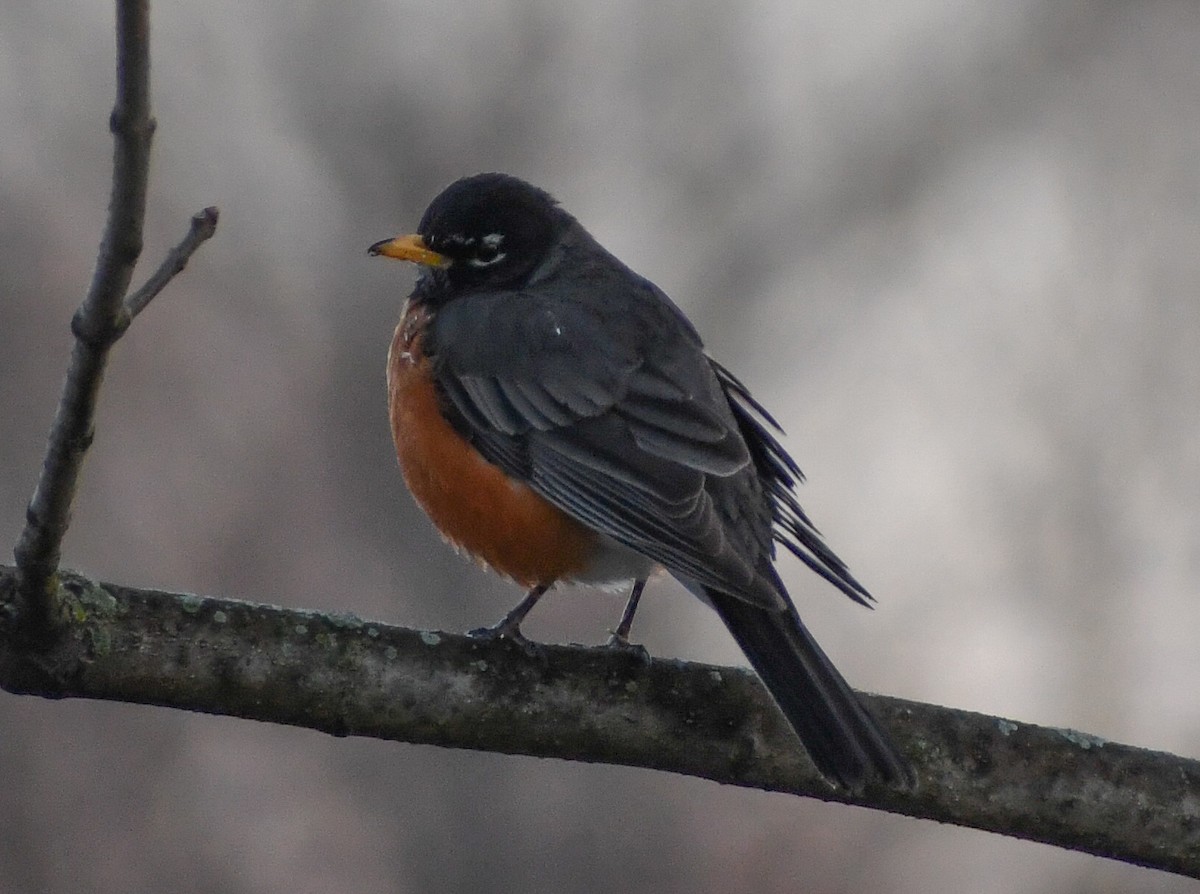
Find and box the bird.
[368,172,912,790]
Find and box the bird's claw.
[468,620,544,658]
[603,632,651,664]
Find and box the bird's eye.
[468,233,507,268]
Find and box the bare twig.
[0,563,1196,879]
[12,1,217,635]
[11,0,154,629]
[119,207,219,327]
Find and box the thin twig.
[0,564,1197,879]
[119,207,219,328]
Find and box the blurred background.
[2,1,1199,891]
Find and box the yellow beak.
[367,233,448,267]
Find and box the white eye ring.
[468,251,507,268]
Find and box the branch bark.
[0,563,1196,878]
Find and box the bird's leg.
[468,583,549,650]
[608,579,645,644]
[605,579,649,660]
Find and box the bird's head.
[369,173,566,292]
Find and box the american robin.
[369,173,912,790]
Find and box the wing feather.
[425,285,846,610]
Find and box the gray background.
[2,2,1199,892]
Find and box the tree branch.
[0,563,1196,878]
[11,0,154,629]
[11,1,216,637]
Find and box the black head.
[417,173,567,290]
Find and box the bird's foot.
[468,618,543,658]
[603,631,651,664]
[466,584,549,657]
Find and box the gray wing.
[426,286,785,608]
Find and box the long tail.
[706,586,913,790]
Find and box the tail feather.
[706,586,913,790]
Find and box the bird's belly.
[387,316,601,588]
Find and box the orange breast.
[387,302,599,588]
